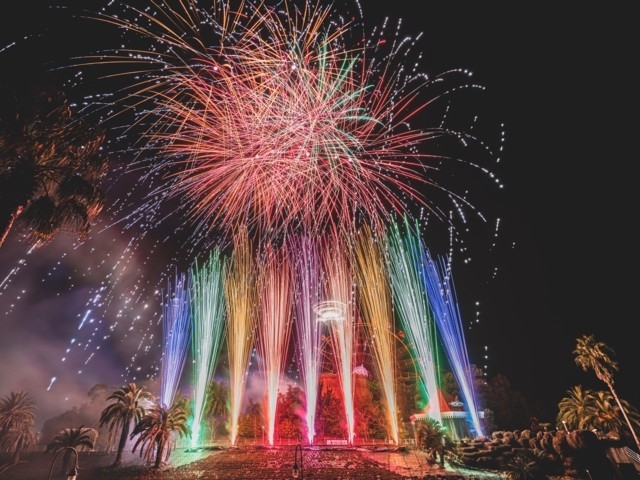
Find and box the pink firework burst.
[81,0,498,242]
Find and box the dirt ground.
[0,445,500,480]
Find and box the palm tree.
[45,425,95,452]
[45,425,95,474]
[557,385,595,430]
[0,391,37,465]
[414,417,448,466]
[588,390,623,434]
[573,334,640,451]
[130,400,189,469]
[99,383,152,467]
[204,380,229,442]
[506,452,545,480]
[0,87,108,249]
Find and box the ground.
[0,445,507,479]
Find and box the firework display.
[0,0,505,448]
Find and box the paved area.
[0,445,505,480]
[164,445,488,479]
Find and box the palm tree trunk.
[114,420,130,466]
[10,445,21,465]
[607,380,640,452]
[154,439,164,468]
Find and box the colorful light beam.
[160,270,191,409]
[321,231,356,444]
[386,216,442,424]
[289,235,323,444]
[255,243,294,446]
[223,230,258,445]
[354,224,399,444]
[421,249,484,437]
[189,248,227,447]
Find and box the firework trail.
[223,230,258,445]
[320,230,356,444]
[189,248,227,447]
[160,270,191,409]
[255,243,294,446]
[386,216,442,424]
[421,249,484,437]
[289,234,323,444]
[353,224,399,444]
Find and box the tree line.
[1,334,638,477]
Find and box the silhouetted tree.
[45,425,95,475]
[573,334,640,450]
[0,391,37,465]
[0,87,109,248]
[485,373,531,430]
[99,383,152,466]
[130,401,189,468]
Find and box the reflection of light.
[314,300,345,322]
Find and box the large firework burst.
[77,0,499,242]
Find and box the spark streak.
[321,231,356,444]
[189,248,227,447]
[224,230,258,445]
[354,224,399,444]
[386,216,441,424]
[289,235,323,444]
[255,243,294,446]
[422,250,484,437]
[160,271,191,409]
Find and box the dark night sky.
[1,1,637,429]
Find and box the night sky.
[1,1,637,431]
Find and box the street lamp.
[292,443,303,479]
[47,446,79,480]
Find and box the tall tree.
[0,391,37,466]
[99,383,152,467]
[316,388,344,439]
[0,87,108,248]
[276,385,304,441]
[485,373,531,430]
[573,334,640,451]
[130,400,189,469]
[241,399,263,442]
